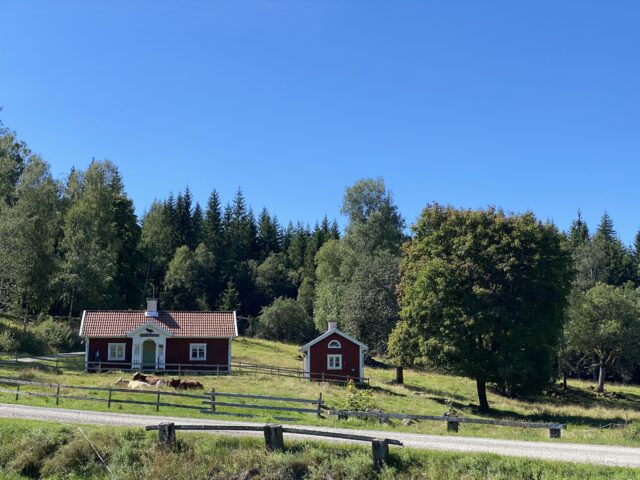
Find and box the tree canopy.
[389,205,573,411]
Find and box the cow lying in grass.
[168,378,204,390]
[132,372,166,386]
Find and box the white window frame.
[328,340,341,349]
[108,343,126,361]
[190,343,207,361]
[327,354,342,370]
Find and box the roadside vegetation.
[0,419,638,480]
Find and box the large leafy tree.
[566,283,640,393]
[314,178,404,354]
[389,205,573,411]
[0,157,62,317]
[60,160,141,313]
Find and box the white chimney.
[145,298,159,317]
[327,321,337,332]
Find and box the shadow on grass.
[400,383,467,402]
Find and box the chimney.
[145,298,159,317]
[327,321,337,332]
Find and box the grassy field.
[1,335,640,447]
[0,418,638,480]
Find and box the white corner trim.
[233,310,238,337]
[359,346,365,382]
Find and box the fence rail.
[145,422,402,470]
[330,410,566,438]
[0,356,370,384]
[0,376,324,418]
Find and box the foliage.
[390,205,573,410]
[314,179,404,353]
[343,379,375,411]
[257,297,315,343]
[566,283,640,393]
[32,316,77,354]
[0,329,18,354]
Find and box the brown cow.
[168,378,204,390]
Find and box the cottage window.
[328,340,341,349]
[327,354,342,370]
[190,343,207,361]
[108,343,126,361]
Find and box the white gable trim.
[125,321,174,338]
[79,310,87,337]
[299,328,368,352]
[233,311,238,336]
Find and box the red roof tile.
[80,311,237,338]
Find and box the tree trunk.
[476,379,490,412]
[23,305,28,333]
[395,366,404,385]
[562,373,567,391]
[596,364,606,393]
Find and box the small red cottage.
[79,299,237,372]
[300,322,368,383]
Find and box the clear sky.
[1,1,639,243]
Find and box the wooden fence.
[145,422,403,470]
[0,356,370,385]
[0,376,324,418]
[330,410,566,438]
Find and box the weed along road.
[1,403,639,468]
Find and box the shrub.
[257,297,316,343]
[343,380,374,412]
[0,329,19,354]
[624,421,640,441]
[32,316,76,353]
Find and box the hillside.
[1,333,640,447]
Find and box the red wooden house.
[80,299,237,372]
[300,322,368,383]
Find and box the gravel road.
[1,403,639,468]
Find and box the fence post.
[178,363,181,376]
[210,388,216,413]
[550,427,561,439]
[316,392,323,418]
[55,383,60,405]
[371,439,390,470]
[156,390,161,412]
[15,384,20,402]
[321,372,325,382]
[263,424,284,451]
[158,423,176,449]
[447,420,459,432]
[216,364,219,376]
[107,387,112,408]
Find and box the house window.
[328,340,341,349]
[190,343,207,361]
[108,343,126,361]
[327,354,342,370]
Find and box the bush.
[257,297,316,343]
[0,329,19,354]
[32,316,76,353]
[624,421,640,441]
[343,380,374,412]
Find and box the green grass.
[0,418,638,479]
[2,334,640,447]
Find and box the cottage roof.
[299,328,368,352]
[80,310,238,338]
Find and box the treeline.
[0,122,339,338]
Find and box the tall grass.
[0,419,638,480]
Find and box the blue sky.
[1,1,639,243]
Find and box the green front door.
[142,340,156,369]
